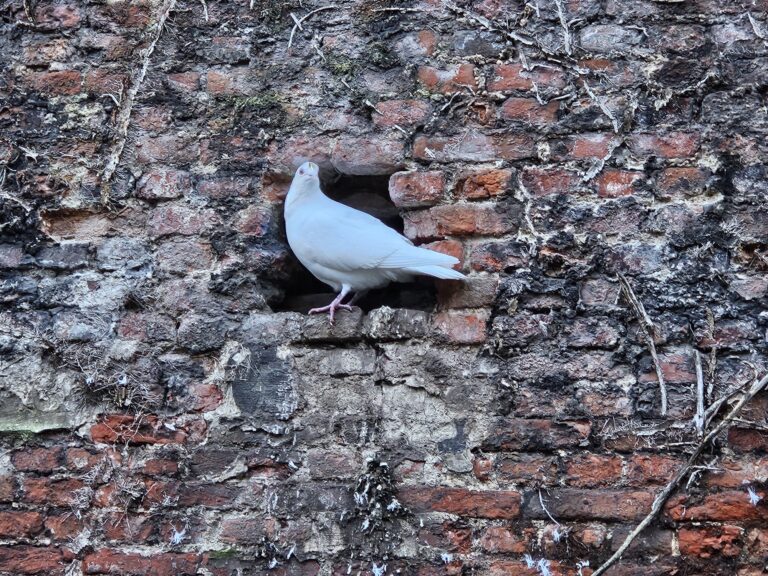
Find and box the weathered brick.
[563,454,623,487]
[552,133,622,160]
[470,240,530,272]
[331,136,405,175]
[728,427,768,453]
[526,488,653,521]
[565,317,621,349]
[656,167,710,199]
[166,72,200,92]
[417,63,476,94]
[0,546,72,575]
[401,486,521,519]
[22,478,85,507]
[626,454,684,485]
[500,97,559,126]
[478,526,534,553]
[487,63,567,92]
[482,419,591,451]
[136,168,191,201]
[627,132,701,159]
[147,205,219,238]
[595,169,643,198]
[433,310,490,344]
[0,477,14,502]
[11,446,64,472]
[459,169,513,200]
[0,511,44,538]
[234,205,271,237]
[389,171,445,208]
[521,166,579,196]
[437,275,499,309]
[496,454,557,484]
[678,525,743,558]
[414,132,534,162]
[83,550,200,575]
[373,99,432,128]
[404,204,516,240]
[90,414,192,445]
[666,491,768,522]
[30,70,82,95]
[580,24,645,53]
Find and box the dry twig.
[617,273,667,415]
[693,349,705,436]
[592,372,768,576]
[287,6,337,50]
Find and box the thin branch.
[99,0,176,205]
[591,372,768,576]
[538,488,561,526]
[618,273,667,415]
[693,349,705,436]
[287,5,337,50]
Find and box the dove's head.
[285,161,322,212]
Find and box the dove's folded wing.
[293,200,459,272]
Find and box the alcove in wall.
[275,172,439,314]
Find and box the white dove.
[284,161,465,323]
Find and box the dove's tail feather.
[403,265,466,280]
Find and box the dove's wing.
[290,198,459,273]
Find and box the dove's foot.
[308,302,353,324]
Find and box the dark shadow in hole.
[275,173,438,314]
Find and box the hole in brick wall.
[275,172,438,314]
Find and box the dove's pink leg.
[308,285,353,324]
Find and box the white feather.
[285,163,465,293]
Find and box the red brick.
[626,454,684,485]
[331,136,405,175]
[394,30,438,59]
[45,514,84,542]
[473,456,494,482]
[22,478,85,507]
[638,351,696,385]
[401,486,521,519]
[189,383,223,412]
[65,448,112,472]
[414,132,534,163]
[136,135,199,165]
[580,278,620,307]
[433,310,490,344]
[666,491,768,522]
[500,97,559,125]
[205,69,251,95]
[497,454,558,484]
[0,511,44,538]
[219,517,266,545]
[11,446,64,472]
[147,204,219,238]
[136,458,180,476]
[103,514,155,543]
[459,169,513,200]
[656,167,709,200]
[418,521,472,553]
[487,63,567,92]
[705,458,768,489]
[554,133,621,160]
[728,427,768,453]
[234,205,271,237]
[526,489,653,521]
[0,476,14,502]
[482,419,591,451]
[0,546,72,575]
[389,171,445,208]
[521,167,579,196]
[404,204,514,240]
[84,69,128,95]
[470,241,530,272]
[595,169,643,198]
[167,72,200,92]
[90,414,191,445]
[479,526,534,553]
[437,275,498,309]
[373,99,432,128]
[678,525,743,558]
[418,64,476,94]
[627,132,701,159]
[564,454,622,487]
[34,4,81,28]
[30,70,82,95]
[731,275,768,301]
[574,524,608,548]
[83,550,200,575]
[423,239,464,267]
[136,168,191,201]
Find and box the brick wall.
[1,0,767,574]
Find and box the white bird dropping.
[284,161,465,323]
